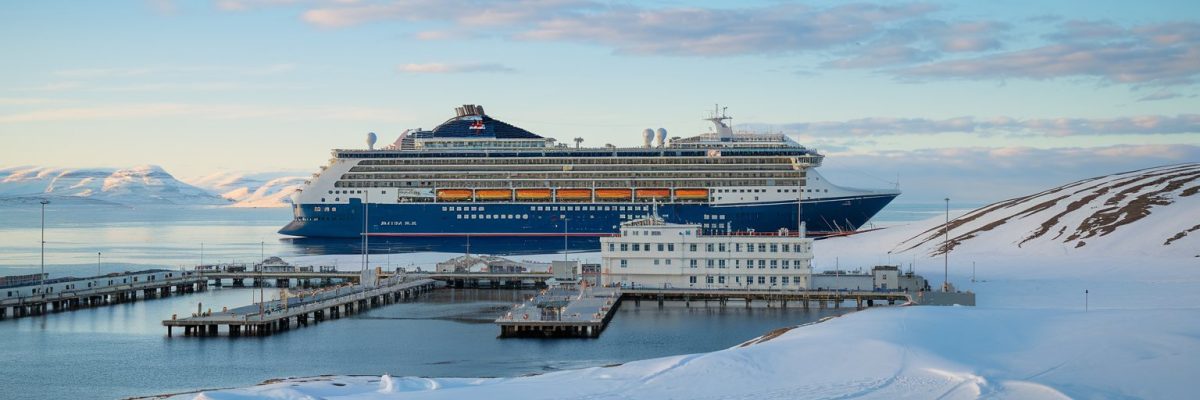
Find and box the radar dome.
[642,128,654,148]
[367,132,378,150]
[655,128,667,147]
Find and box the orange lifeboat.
[556,188,592,201]
[436,189,473,201]
[474,189,512,201]
[595,188,633,200]
[515,188,552,200]
[635,188,670,199]
[674,188,708,200]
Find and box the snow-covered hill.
[184,171,305,208]
[893,163,1200,258]
[0,165,228,205]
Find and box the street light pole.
[40,199,49,296]
[943,197,950,292]
[97,252,101,276]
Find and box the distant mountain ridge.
[894,163,1200,257]
[0,165,228,205]
[184,171,305,208]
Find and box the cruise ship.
[279,105,900,243]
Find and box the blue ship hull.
[280,194,898,245]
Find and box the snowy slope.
[0,165,228,205]
[185,172,305,208]
[893,163,1200,258]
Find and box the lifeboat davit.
[674,188,708,200]
[436,189,473,201]
[556,188,592,201]
[596,188,633,200]
[474,189,512,200]
[515,188,552,200]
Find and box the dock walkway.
[496,286,621,338]
[163,276,437,337]
[1,273,206,319]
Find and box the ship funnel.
[656,128,667,148]
[642,128,655,148]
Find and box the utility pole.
[40,199,49,296]
[97,252,102,276]
[943,197,950,292]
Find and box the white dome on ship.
[642,128,654,147]
[367,132,378,150]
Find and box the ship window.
[523,214,529,219]
[456,215,462,219]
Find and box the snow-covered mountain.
[0,165,228,205]
[892,163,1200,258]
[184,171,305,208]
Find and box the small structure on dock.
[436,255,547,274]
[495,283,621,338]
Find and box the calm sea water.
[0,202,952,399]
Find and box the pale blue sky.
[1,1,1197,202]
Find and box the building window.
[689,259,697,268]
[718,260,726,269]
[633,243,641,251]
[758,276,766,284]
[620,243,628,251]
[665,259,672,265]
[782,276,790,285]
[758,260,766,269]
[782,244,790,252]
[706,259,714,268]
[758,244,767,252]
[770,260,778,269]
[782,260,790,269]
[706,276,714,284]
[747,244,755,253]
[689,244,697,252]
[657,243,664,251]
[718,243,726,252]
[668,243,675,251]
[770,276,777,285]
[654,259,660,265]
[718,276,726,284]
[644,243,651,252]
[620,259,628,268]
[608,243,615,252]
[706,244,714,252]
[770,244,778,252]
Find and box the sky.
[1,0,1198,203]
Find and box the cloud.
[1137,90,1185,102]
[897,21,1200,86]
[0,103,403,123]
[55,64,297,78]
[822,144,1200,202]
[397,62,515,74]
[756,114,1200,137]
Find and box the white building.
[600,217,813,290]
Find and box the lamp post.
[40,199,49,296]
[97,252,101,276]
[943,197,950,292]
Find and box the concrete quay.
[496,286,622,338]
[163,277,438,337]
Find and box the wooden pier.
[162,277,438,337]
[496,286,622,338]
[0,272,207,320]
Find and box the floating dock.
[163,276,437,337]
[496,286,621,338]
